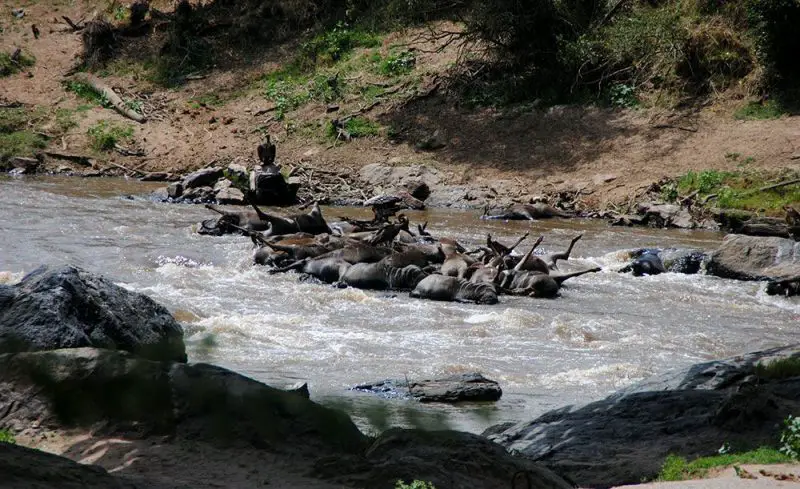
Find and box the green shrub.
[64,81,109,107]
[300,22,381,66]
[327,116,380,139]
[781,415,800,459]
[378,50,417,76]
[0,131,47,162]
[678,170,731,194]
[87,120,133,151]
[0,429,15,444]
[0,50,35,77]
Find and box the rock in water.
[0,265,186,362]
[485,344,800,488]
[354,372,502,403]
[706,234,800,281]
[182,167,223,189]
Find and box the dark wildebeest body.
[341,262,428,291]
[410,275,498,304]
[483,203,572,221]
[500,267,601,298]
[203,203,330,237]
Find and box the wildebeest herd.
[197,202,603,305]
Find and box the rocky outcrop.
[0,266,186,363]
[0,442,173,489]
[182,167,224,189]
[706,234,800,281]
[354,373,502,403]
[315,429,572,489]
[0,347,367,454]
[485,344,800,488]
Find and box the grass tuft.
[734,100,786,120]
[87,120,133,151]
[658,447,792,481]
[755,357,800,380]
[327,116,381,140]
[0,50,35,77]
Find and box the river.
[1,176,797,434]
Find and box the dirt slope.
[1,0,799,210]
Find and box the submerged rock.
[486,344,800,488]
[182,167,223,189]
[315,428,572,489]
[706,234,800,281]
[0,347,366,454]
[0,265,186,363]
[354,373,502,403]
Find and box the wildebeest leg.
[551,266,601,285]
[251,203,271,221]
[546,234,583,270]
[268,258,308,274]
[513,236,544,272]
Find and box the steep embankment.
[1,0,798,212]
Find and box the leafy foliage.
[0,429,16,444]
[378,50,417,76]
[780,415,800,459]
[300,22,381,67]
[64,81,110,107]
[326,116,381,139]
[87,120,133,151]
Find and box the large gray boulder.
[706,234,800,281]
[315,429,572,489]
[486,344,800,488]
[0,265,186,363]
[0,348,367,455]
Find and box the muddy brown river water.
[1,176,798,434]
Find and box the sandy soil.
[1,0,799,210]
[18,428,344,489]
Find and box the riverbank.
[2,1,799,218]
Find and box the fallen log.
[71,72,146,123]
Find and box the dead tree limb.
[71,72,146,123]
[62,15,85,31]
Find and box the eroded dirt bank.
[1,1,799,214]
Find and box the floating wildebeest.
[619,248,706,276]
[200,202,331,237]
[497,239,601,298]
[483,202,572,221]
[410,275,499,304]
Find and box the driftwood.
[71,72,146,123]
[62,15,85,31]
[754,178,800,194]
